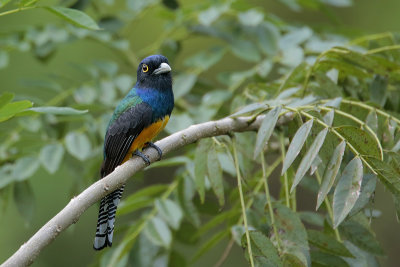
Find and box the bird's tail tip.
[93,236,112,250]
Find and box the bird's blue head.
[136,55,172,90]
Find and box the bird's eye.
[142,64,149,73]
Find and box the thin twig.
[214,238,235,267]
[232,138,255,267]
[280,134,291,208]
[260,152,282,251]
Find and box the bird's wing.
[101,101,153,177]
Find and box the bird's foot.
[144,142,162,161]
[132,150,151,166]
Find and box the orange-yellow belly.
[122,116,169,163]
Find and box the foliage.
[1,0,400,266]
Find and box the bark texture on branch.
[2,115,270,267]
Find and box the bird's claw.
[144,142,162,161]
[132,150,151,166]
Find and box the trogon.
[93,55,174,250]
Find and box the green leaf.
[0,92,14,109]
[0,164,16,189]
[39,143,65,174]
[342,241,380,267]
[291,128,328,192]
[0,50,9,69]
[14,181,35,222]
[365,110,378,134]
[218,151,236,176]
[340,220,384,256]
[191,230,229,262]
[149,156,190,168]
[207,144,224,206]
[230,102,268,118]
[198,5,228,26]
[282,119,313,175]
[44,7,100,30]
[144,216,171,248]
[19,0,38,7]
[165,113,193,134]
[364,157,400,196]
[12,156,40,181]
[105,221,143,267]
[238,9,264,26]
[231,225,245,245]
[326,47,386,76]
[270,203,310,266]
[231,39,261,62]
[307,230,353,257]
[369,75,388,107]
[280,27,312,49]
[177,175,201,227]
[350,174,377,216]
[323,97,342,108]
[336,125,382,160]
[256,22,280,56]
[194,209,240,239]
[30,106,88,115]
[114,74,133,93]
[168,250,186,267]
[117,185,168,216]
[0,0,12,8]
[314,72,343,98]
[299,211,324,227]
[323,110,335,126]
[322,0,353,7]
[311,251,350,267]
[317,141,346,210]
[241,231,282,267]
[254,106,282,159]
[0,100,33,122]
[194,139,211,203]
[277,62,308,93]
[333,157,363,228]
[174,74,197,99]
[184,46,226,71]
[65,132,92,161]
[155,199,183,230]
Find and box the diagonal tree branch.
[1,114,290,267]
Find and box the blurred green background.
[1,0,400,266]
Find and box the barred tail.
[93,185,125,250]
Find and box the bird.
[93,55,174,250]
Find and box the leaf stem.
[280,134,291,208]
[349,32,395,45]
[260,152,282,251]
[323,98,400,127]
[365,44,400,55]
[232,138,255,267]
[0,6,35,17]
[214,238,235,267]
[242,157,282,213]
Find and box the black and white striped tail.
[93,185,125,250]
